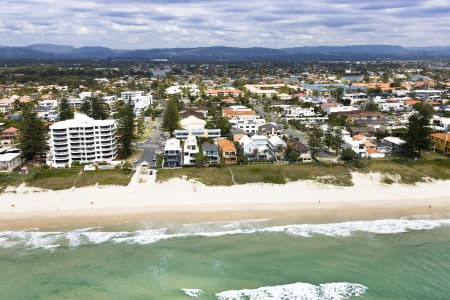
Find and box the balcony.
[52,129,66,133]
[55,152,69,157]
[53,143,68,148]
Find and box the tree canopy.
[404,103,433,158]
[162,98,180,135]
[115,103,135,158]
[59,97,73,121]
[19,107,48,160]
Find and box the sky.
[1,0,450,49]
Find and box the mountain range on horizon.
[1,44,450,62]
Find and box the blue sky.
[0,0,449,48]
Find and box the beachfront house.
[47,113,117,167]
[382,137,406,155]
[163,138,183,168]
[217,139,237,164]
[268,135,287,160]
[290,139,312,163]
[431,133,450,156]
[0,147,22,172]
[183,135,199,166]
[238,134,271,161]
[202,142,220,165]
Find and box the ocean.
[0,217,450,299]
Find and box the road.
[136,117,165,168]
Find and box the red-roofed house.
[1,127,19,144]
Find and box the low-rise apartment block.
[48,114,117,167]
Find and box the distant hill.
[0,44,449,61]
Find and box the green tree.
[80,99,91,115]
[404,105,432,158]
[162,99,180,135]
[91,97,108,120]
[80,97,108,120]
[116,104,135,158]
[332,129,344,154]
[59,97,73,121]
[324,131,334,150]
[340,148,358,161]
[195,151,205,168]
[215,117,231,136]
[19,107,48,160]
[307,127,323,159]
[365,100,379,112]
[286,143,300,162]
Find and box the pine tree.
[324,131,334,150]
[116,104,135,158]
[332,129,344,154]
[19,107,48,160]
[162,98,179,135]
[404,103,433,158]
[80,97,108,120]
[91,97,108,120]
[59,97,73,121]
[307,127,323,159]
[80,99,91,116]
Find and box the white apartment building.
[230,117,266,134]
[121,91,153,115]
[67,98,84,110]
[183,135,199,166]
[275,105,315,120]
[39,99,58,109]
[48,114,117,167]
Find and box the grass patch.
[26,167,81,190]
[0,173,24,192]
[351,158,450,184]
[24,167,134,190]
[75,169,133,187]
[156,167,234,186]
[156,163,353,186]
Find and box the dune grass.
[350,158,450,185]
[156,163,353,186]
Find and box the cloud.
[0,0,449,48]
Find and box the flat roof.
[0,152,21,162]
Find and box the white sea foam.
[216,282,368,300]
[181,288,204,298]
[1,218,450,250]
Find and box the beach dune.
[1,172,450,230]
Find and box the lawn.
[156,163,353,186]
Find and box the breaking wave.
[181,288,204,298]
[215,282,368,300]
[1,218,449,250]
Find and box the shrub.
[341,148,358,161]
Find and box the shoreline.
[1,172,450,230]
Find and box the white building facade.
[183,135,199,166]
[121,91,153,115]
[48,114,117,167]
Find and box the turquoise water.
[1,218,450,299]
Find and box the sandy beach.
[1,171,450,230]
